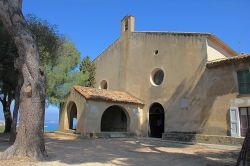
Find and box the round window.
[100,80,108,89]
[151,69,164,86]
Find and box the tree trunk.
[0,0,47,160]
[3,99,12,133]
[10,75,23,142]
[0,92,13,133]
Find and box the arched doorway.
[99,80,108,89]
[67,102,77,130]
[149,103,165,138]
[101,105,129,132]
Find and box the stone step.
[89,132,135,138]
[110,133,127,138]
[162,132,244,146]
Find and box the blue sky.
[22,0,250,60]
[0,0,250,121]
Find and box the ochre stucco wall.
[94,28,250,137]
[59,89,143,136]
[84,100,143,136]
[124,32,209,136]
[94,38,126,91]
[202,62,250,135]
[59,89,87,133]
[95,32,211,136]
[206,40,232,61]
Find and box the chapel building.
[59,16,250,142]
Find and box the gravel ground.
[0,133,240,166]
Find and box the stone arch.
[149,102,165,138]
[101,105,130,132]
[67,101,77,130]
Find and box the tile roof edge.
[206,53,250,68]
[72,86,144,105]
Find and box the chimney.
[121,16,135,34]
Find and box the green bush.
[0,126,4,133]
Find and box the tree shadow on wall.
[163,61,237,135]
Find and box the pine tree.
[80,56,96,87]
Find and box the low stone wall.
[162,132,244,146]
[56,130,136,139]
[82,132,135,139]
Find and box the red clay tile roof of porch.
[206,53,250,68]
[73,86,144,105]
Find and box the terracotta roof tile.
[73,86,144,105]
[206,53,250,68]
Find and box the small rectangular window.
[237,70,250,94]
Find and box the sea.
[0,105,60,132]
[44,121,59,132]
[0,120,59,132]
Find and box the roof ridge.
[134,31,212,35]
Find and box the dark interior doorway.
[101,105,128,132]
[68,102,77,130]
[239,107,250,137]
[149,103,165,138]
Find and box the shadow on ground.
[0,133,240,166]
